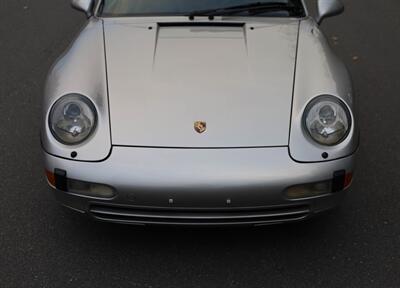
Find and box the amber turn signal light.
[45,170,56,187]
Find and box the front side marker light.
[344,172,353,189]
[45,170,56,187]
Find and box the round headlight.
[49,94,97,145]
[303,95,351,146]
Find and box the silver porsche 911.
[42,0,358,226]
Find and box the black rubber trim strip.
[101,19,114,154]
[287,20,301,145]
[54,169,68,191]
[40,136,113,163]
[332,170,346,193]
[158,22,245,27]
[113,145,288,150]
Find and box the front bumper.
[44,147,355,226]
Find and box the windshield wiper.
[188,1,303,17]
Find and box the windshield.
[99,0,305,17]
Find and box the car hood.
[103,18,299,147]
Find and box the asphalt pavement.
[1,0,399,287]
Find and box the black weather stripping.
[54,168,68,191]
[158,22,244,28]
[332,170,346,193]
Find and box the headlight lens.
[49,94,97,145]
[304,96,351,146]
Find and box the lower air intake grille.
[89,204,310,226]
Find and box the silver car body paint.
[289,19,358,162]
[104,17,298,148]
[42,19,111,161]
[42,1,358,225]
[45,147,353,207]
[71,0,94,16]
[45,146,354,224]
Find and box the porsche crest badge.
[194,121,207,134]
